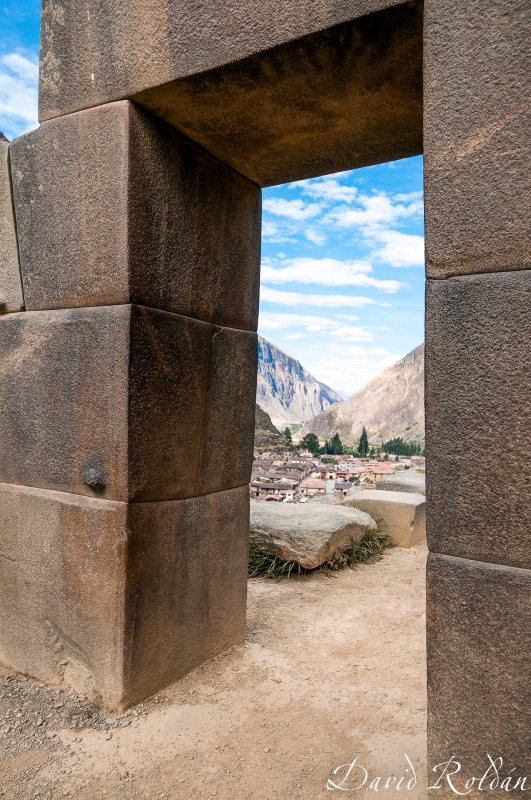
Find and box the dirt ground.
[0,543,428,800]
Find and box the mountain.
[254,404,288,450]
[256,336,343,429]
[297,344,425,445]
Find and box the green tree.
[300,432,320,454]
[282,427,292,442]
[358,427,369,457]
[330,432,343,455]
[381,437,424,457]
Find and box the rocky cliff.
[297,344,424,445]
[254,404,287,450]
[257,336,343,428]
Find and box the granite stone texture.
[40,0,416,116]
[427,554,531,795]
[425,272,531,571]
[10,101,261,328]
[250,501,376,569]
[424,0,531,277]
[0,482,250,709]
[0,141,24,314]
[38,3,422,185]
[123,486,250,707]
[0,305,256,502]
[196,327,258,495]
[131,4,423,185]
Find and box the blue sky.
[0,1,425,398]
[260,163,424,397]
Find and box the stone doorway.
[0,0,529,789]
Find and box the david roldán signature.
[327,755,530,793]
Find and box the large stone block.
[250,501,376,569]
[10,101,260,328]
[378,469,425,495]
[427,554,531,794]
[424,0,530,277]
[343,489,425,548]
[196,327,258,495]
[0,305,255,502]
[0,140,24,314]
[0,482,250,709]
[426,272,531,571]
[38,3,422,185]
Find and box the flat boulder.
[343,489,425,549]
[378,469,425,495]
[250,502,376,569]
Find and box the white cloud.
[258,312,341,333]
[261,221,296,243]
[372,230,425,267]
[283,332,307,341]
[2,54,38,82]
[320,189,425,268]
[301,178,358,203]
[328,192,422,229]
[258,312,373,361]
[302,347,405,397]
[394,191,423,203]
[0,52,39,139]
[263,197,322,220]
[260,286,374,308]
[304,228,327,245]
[331,326,373,342]
[261,257,402,292]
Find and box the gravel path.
[0,543,427,799]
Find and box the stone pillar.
[424,0,531,789]
[0,136,24,313]
[0,101,261,709]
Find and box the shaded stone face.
[0,142,24,314]
[425,272,531,571]
[427,554,531,789]
[38,2,422,185]
[10,101,261,328]
[131,4,423,185]
[0,482,249,709]
[424,0,531,277]
[196,326,258,495]
[0,305,256,502]
[123,488,250,707]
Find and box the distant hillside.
[297,344,424,445]
[254,404,287,450]
[257,336,342,428]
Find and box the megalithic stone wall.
[0,101,261,709]
[0,139,24,313]
[424,0,531,790]
[1,0,529,779]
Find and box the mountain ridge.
[256,336,343,428]
[297,344,425,445]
